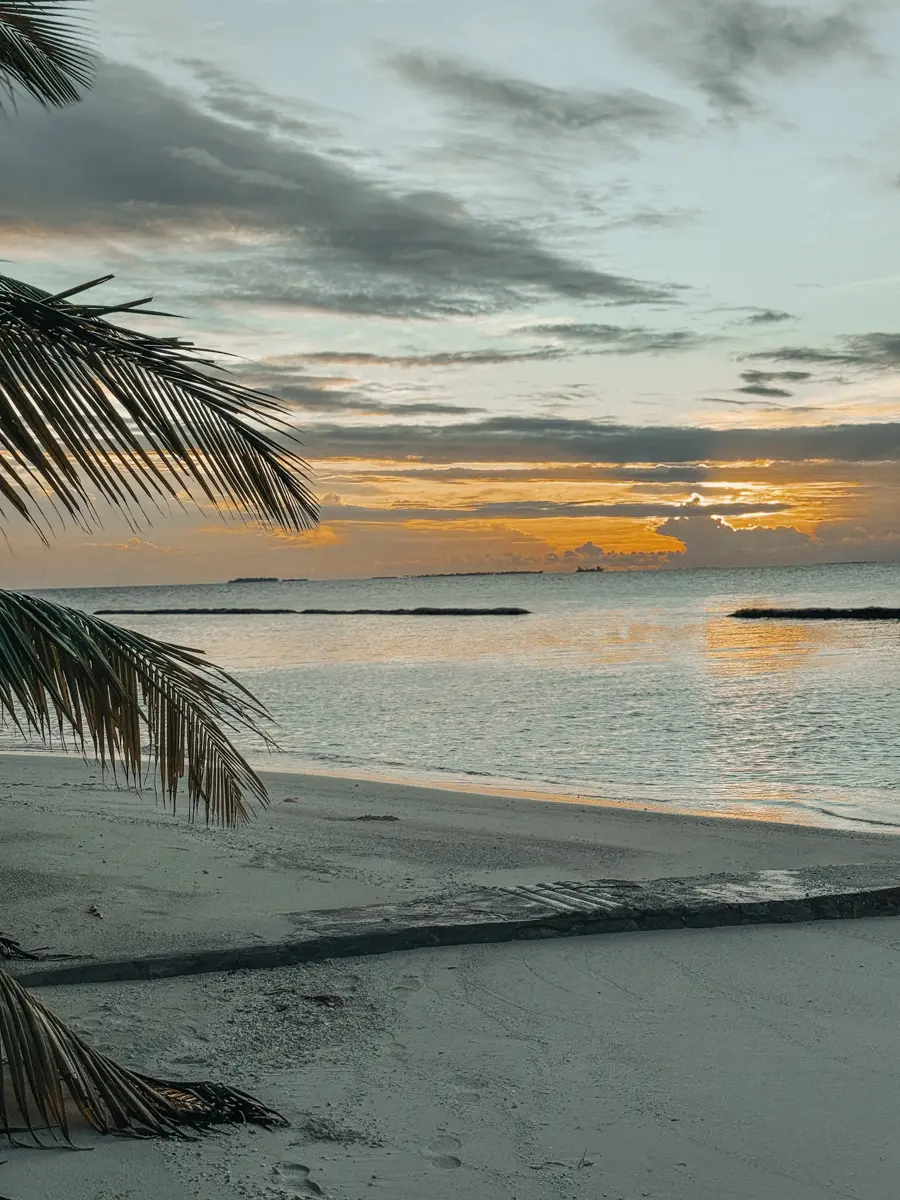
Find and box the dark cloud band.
[304,415,900,464]
[1,61,672,319]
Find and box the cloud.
[546,541,669,570]
[84,537,180,555]
[732,367,815,399]
[0,61,672,318]
[283,326,708,368]
[560,540,606,566]
[304,415,900,464]
[321,499,788,523]
[617,0,876,116]
[385,49,684,149]
[236,366,482,416]
[812,520,900,562]
[344,464,715,484]
[655,511,817,566]
[701,397,761,407]
[179,58,332,140]
[308,492,899,572]
[521,322,707,354]
[748,332,900,368]
[740,369,812,384]
[282,391,482,416]
[652,498,900,569]
[290,349,566,368]
[742,309,795,325]
[736,384,794,398]
[701,394,826,414]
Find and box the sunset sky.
[4,0,900,585]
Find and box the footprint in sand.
[425,1134,462,1169]
[379,1032,407,1063]
[427,1153,462,1169]
[274,1163,325,1196]
[393,974,422,994]
[448,1079,480,1105]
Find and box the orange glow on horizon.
[0,447,895,587]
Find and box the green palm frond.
[0,966,286,1142]
[0,589,272,825]
[0,273,319,539]
[0,0,92,109]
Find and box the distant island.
[281,578,309,582]
[575,566,604,573]
[97,606,530,617]
[100,607,297,615]
[406,570,544,579]
[228,576,279,584]
[732,606,900,621]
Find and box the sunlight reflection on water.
[20,562,900,830]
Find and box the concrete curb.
[13,864,900,989]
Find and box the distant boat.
[575,566,604,573]
[228,576,279,584]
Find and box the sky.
[3,0,900,584]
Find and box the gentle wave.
[24,562,900,830]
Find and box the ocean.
[23,562,900,830]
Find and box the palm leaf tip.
[0,0,94,110]
[0,272,319,537]
[0,934,39,961]
[0,967,286,1144]
[0,589,273,826]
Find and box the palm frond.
[0,935,38,961]
[0,0,93,110]
[0,966,286,1143]
[0,273,319,538]
[0,589,273,825]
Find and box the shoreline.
[4,744,899,832]
[3,750,900,969]
[257,754,900,833]
[6,749,900,1198]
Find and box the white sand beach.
[3,751,900,1199]
[8,922,900,1200]
[3,751,900,964]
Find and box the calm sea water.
[22,563,900,830]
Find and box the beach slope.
[3,751,900,963]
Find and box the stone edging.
[13,864,900,989]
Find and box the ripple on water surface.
[21,563,900,831]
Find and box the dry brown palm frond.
[0,0,92,110]
[0,936,39,961]
[0,589,274,826]
[0,273,319,540]
[0,966,286,1142]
